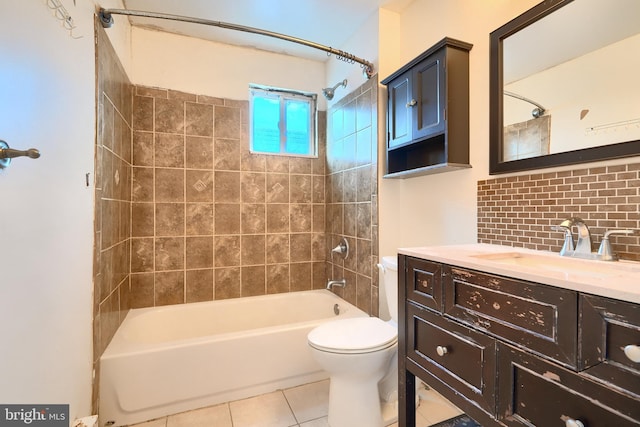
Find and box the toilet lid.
[308,317,398,354]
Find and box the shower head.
[322,79,347,100]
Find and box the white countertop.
[398,243,640,304]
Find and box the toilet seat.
[308,317,398,354]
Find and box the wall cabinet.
[382,38,472,178]
[398,254,640,427]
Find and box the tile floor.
[128,379,463,427]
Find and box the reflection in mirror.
[490,0,640,174]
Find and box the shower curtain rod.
[503,90,546,113]
[98,8,375,79]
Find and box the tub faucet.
[326,279,346,290]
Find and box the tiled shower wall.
[94,24,133,411]
[478,162,640,262]
[325,77,379,315]
[128,86,329,307]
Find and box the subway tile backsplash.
[478,163,640,261]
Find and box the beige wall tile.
[155,98,185,134]
[186,236,213,269]
[156,203,185,236]
[186,170,214,202]
[185,102,213,137]
[266,234,290,264]
[215,267,240,299]
[241,234,266,265]
[241,265,265,296]
[155,168,184,202]
[267,264,290,294]
[214,105,241,139]
[215,171,241,203]
[215,203,241,235]
[267,204,290,233]
[186,269,214,303]
[186,203,214,235]
[214,235,240,267]
[155,237,185,270]
[185,136,213,169]
[155,133,184,168]
[155,271,184,305]
[241,203,265,234]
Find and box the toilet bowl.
[308,256,399,427]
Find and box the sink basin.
[471,251,640,279]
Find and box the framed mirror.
[489,0,640,174]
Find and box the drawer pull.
[565,419,584,427]
[436,345,449,356]
[623,344,640,363]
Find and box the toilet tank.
[378,256,398,323]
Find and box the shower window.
[249,85,317,157]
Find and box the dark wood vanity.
[398,253,640,427]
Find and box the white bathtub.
[99,289,367,426]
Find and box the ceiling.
[120,0,413,62]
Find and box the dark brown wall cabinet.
[382,38,472,178]
[398,254,640,427]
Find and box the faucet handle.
[551,225,574,256]
[603,229,636,239]
[597,229,636,260]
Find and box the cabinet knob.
[406,99,417,108]
[436,345,448,356]
[624,344,640,363]
[565,418,584,427]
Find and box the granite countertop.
[398,243,640,304]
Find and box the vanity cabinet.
[382,38,472,178]
[398,254,640,427]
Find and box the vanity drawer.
[580,294,640,398]
[404,257,443,312]
[406,302,496,414]
[443,266,578,367]
[497,342,640,426]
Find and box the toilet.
[308,256,399,427]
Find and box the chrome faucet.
[551,217,592,257]
[551,217,636,261]
[326,279,346,290]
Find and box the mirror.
[490,0,640,174]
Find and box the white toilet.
[308,256,399,427]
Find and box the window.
[249,85,317,157]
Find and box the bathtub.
[99,289,367,426]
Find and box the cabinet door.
[405,257,442,312]
[407,303,497,414]
[387,71,412,149]
[580,295,640,398]
[412,49,446,141]
[498,342,640,426]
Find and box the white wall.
[377,0,540,257]
[0,0,128,422]
[131,27,327,108]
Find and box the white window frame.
[249,84,318,158]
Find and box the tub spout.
[326,279,346,290]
